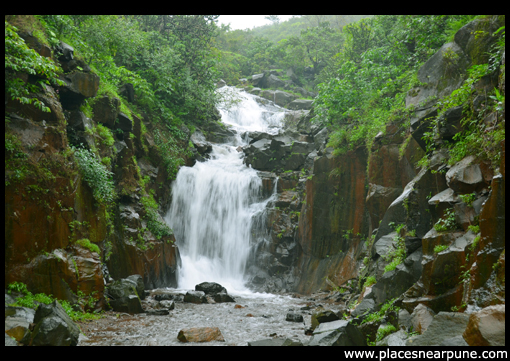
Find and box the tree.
[265,15,280,25]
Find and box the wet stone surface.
[77,289,333,346]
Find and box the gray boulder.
[106,278,144,314]
[287,99,313,110]
[406,312,470,346]
[446,155,486,193]
[309,320,367,346]
[286,312,304,323]
[26,301,80,346]
[266,74,286,89]
[5,306,36,343]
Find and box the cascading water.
[165,87,285,293]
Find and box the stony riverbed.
[77,288,345,346]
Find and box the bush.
[73,147,115,205]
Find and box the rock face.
[406,312,470,346]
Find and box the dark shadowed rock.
[195,282,227,295]
[106,278,144,314]
[27,301,80,346]
[286,312,304,322]
[309,320,367,346]
[184,290,207,304]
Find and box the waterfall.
[165,87,284,293]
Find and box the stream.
[79,87,325,345]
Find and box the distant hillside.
[251,15,371,43]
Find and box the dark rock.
[93,95,120,129]
[68,110,93,132]
[59,72,100,110]
[154,293,174,301]
[251,73,266,88]
[106,278,144,314]
[213,292,236,303]
[126,274,145,300]
[309,320,367,346]
[274,90,296,107]
[119,83,135,103]
[27,301,80,346]
[56,41,74,62]
[190,130,212,155]
[117,112,133,132]
[146,309,169,316]
[311,308,340,330]
[248,338,290,346]
[195,282,227,295]
[216,79,227,88]
[285,312,304,322]
[352,298,376,317]
[183,291,207,304]
[266,74,286,89]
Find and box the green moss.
[76,238,100,254]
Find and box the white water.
[165,87,285,294]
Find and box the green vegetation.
[75,238,100,254]
[7,281,101,322]
[73,147,115,205]
[383,224,407,273]
[434,244,449,253]
[433,208,457,232]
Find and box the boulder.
[68,110,94,132]
[377,329,408,346]
[177,327,225,343]
[190,130,212,155]
[287,99,313,110]
[286,312,304,322]
[93,95,120,129]
[213,292,236,303]
[183,290,207,304]
[119,83,135,103]
[406,312,470,346]
[274,90,296,107]
[26,301,80,346]
[463,304,505,346]
[59,71,100,110]
[352,298,376,318]
[195,282,227,295]
[251,73,266,88]
[311,308,340,330]
[309,320,367,346]
[409,303,436,334]
[4,306,36,342]
[216,79,226,88]
[106,278,144,314]
[266,74,286,89]
[117,112,133,132]
[446,155,487,194]
[126,274,145,300]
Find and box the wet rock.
[177,327,225,343]
[406,312,470,346]
[190,130,212,156]
[4,306,36,342]
[213,292,236,303]
[274,90,295,107]
[106,278,144,314]
[285,312,304,322]
[310,308,340,330]
[309,320,367,346]
[446,155,487,194]
[248,338,303,346]
[126,274,145,300]
[183,291,207,304]
[195,282,227,295]
[67,110,94,132]
[463,304,505,346]
[5,333,18,346]
[26,301,80,346]
[146,309,169,316]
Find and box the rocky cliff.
[241,16,505,325]
[5,33,184,310]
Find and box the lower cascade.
[165,87,282,293]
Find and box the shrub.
[73,147,115,205]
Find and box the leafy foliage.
[5,21,64,112]
[73,146,115,205]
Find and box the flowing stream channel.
[78,87,319,346]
